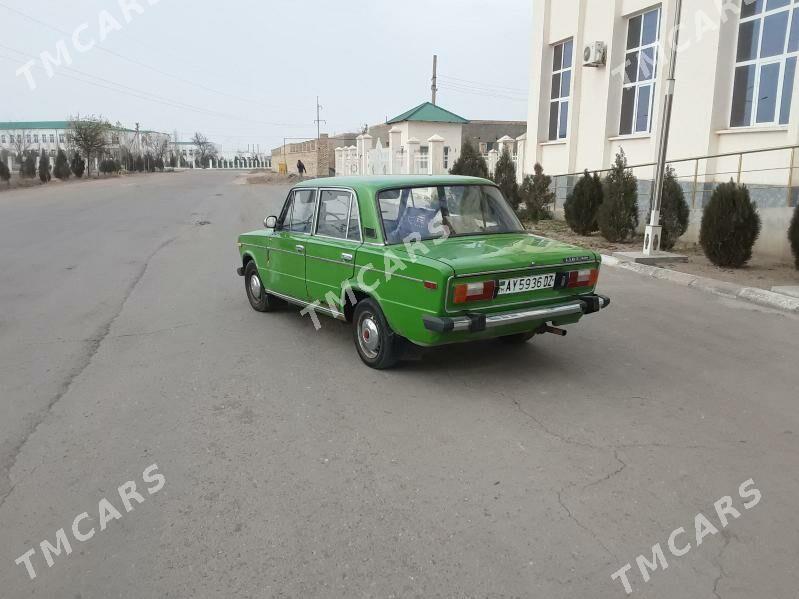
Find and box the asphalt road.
[0,171,797,599]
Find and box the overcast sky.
[1,0,532,151]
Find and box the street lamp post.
[643,0,684,256]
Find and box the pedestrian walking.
[297,159,307,179]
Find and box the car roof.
[293,174,495,192]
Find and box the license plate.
[497,273,556,295]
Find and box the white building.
[525,0,799,259]
[0,121,70,158]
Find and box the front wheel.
[244,261,280,312]
[352,299,401,369]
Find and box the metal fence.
[549,144,799,215]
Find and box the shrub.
[38,151,51,183]
[789,202,799,270]
[699,181,761,267]
[493,147,520,211]
[519,163,554,222]
[564,170,603,235]
[54,149,71,180]
[0,158,9,185]
[598,148,638,242]
[449,139,489,178]
[134,156,144,172]
[659,167,690,250]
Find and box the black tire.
[244,261,279,312]
[499,330,537,344]
[352,298,401,369]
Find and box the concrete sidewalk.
[602,254,799,313]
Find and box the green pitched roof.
[0,121,70,130]
[386,102,468,124]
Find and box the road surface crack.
[0,234,180,511]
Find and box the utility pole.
[314,96,326,142]
[431,55,438,105]
[643,0,683,256]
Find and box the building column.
[428,134,445,175]
[515,133,527,184]
[487,149,499,176]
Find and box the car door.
[266,188,317,300]
[305,188,362,309]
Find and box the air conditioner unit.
[583,41,607,67]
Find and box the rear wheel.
[353,299,401,369]
[499,330,537,344]
[244,261,280,312]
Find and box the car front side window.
[287,189,316,234]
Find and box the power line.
[0,46,305,128]
[0,1,282,110]
[438,83,527,102]
[438,74,528,94]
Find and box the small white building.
[525,0,799,259]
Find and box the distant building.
[271,133,359,177]
[338,102,527,177]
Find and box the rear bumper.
[422,294,610,334]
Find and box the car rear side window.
[316,190,351,239]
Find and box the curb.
[601,255,799,314]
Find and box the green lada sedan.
[237,175,609,369]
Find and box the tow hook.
[538,324,568,337]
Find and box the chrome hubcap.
[249,274,262,299]
[358,313,380,359]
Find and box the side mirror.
[264,215,277,229]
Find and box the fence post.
[406,138,419,175]
[787,146,795,207]
[428,135,445,175]
[691,158,699,209]
[515,133,527,184]
[389,127,402,174]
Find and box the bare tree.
[11,129,31,160]
[152,134,171,164]
[191,132,217,168]
[68,115,111,177]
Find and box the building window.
[59,134,64,143]
[444,146,450,168]
[49,134,55,143]
[620,7,661,135]
[549,39,573,140]
[731,0,798,127]
[0,135,5,144]
[26,134,32,143]
[33,134,39,143]
[49,149,56,156]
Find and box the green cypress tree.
[493,147,520,211]
[22,152,36,178]
[598,148,639,242]
[519,163,555,221]
[0,157,10,185]
[659,166,690,250]
[564,170,604,235]
[449,139,489,178]
[789,201,799,270]
[699,181,761,267]
[54,149,71,179]
[71,153,86,178]
[38,150,51,183]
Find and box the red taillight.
[566,269,599,288]
[423,280,438,290]
[453,280,496,304]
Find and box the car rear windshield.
[377,185,524,244]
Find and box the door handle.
[295,244,305,253]
[341,252,353,262]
